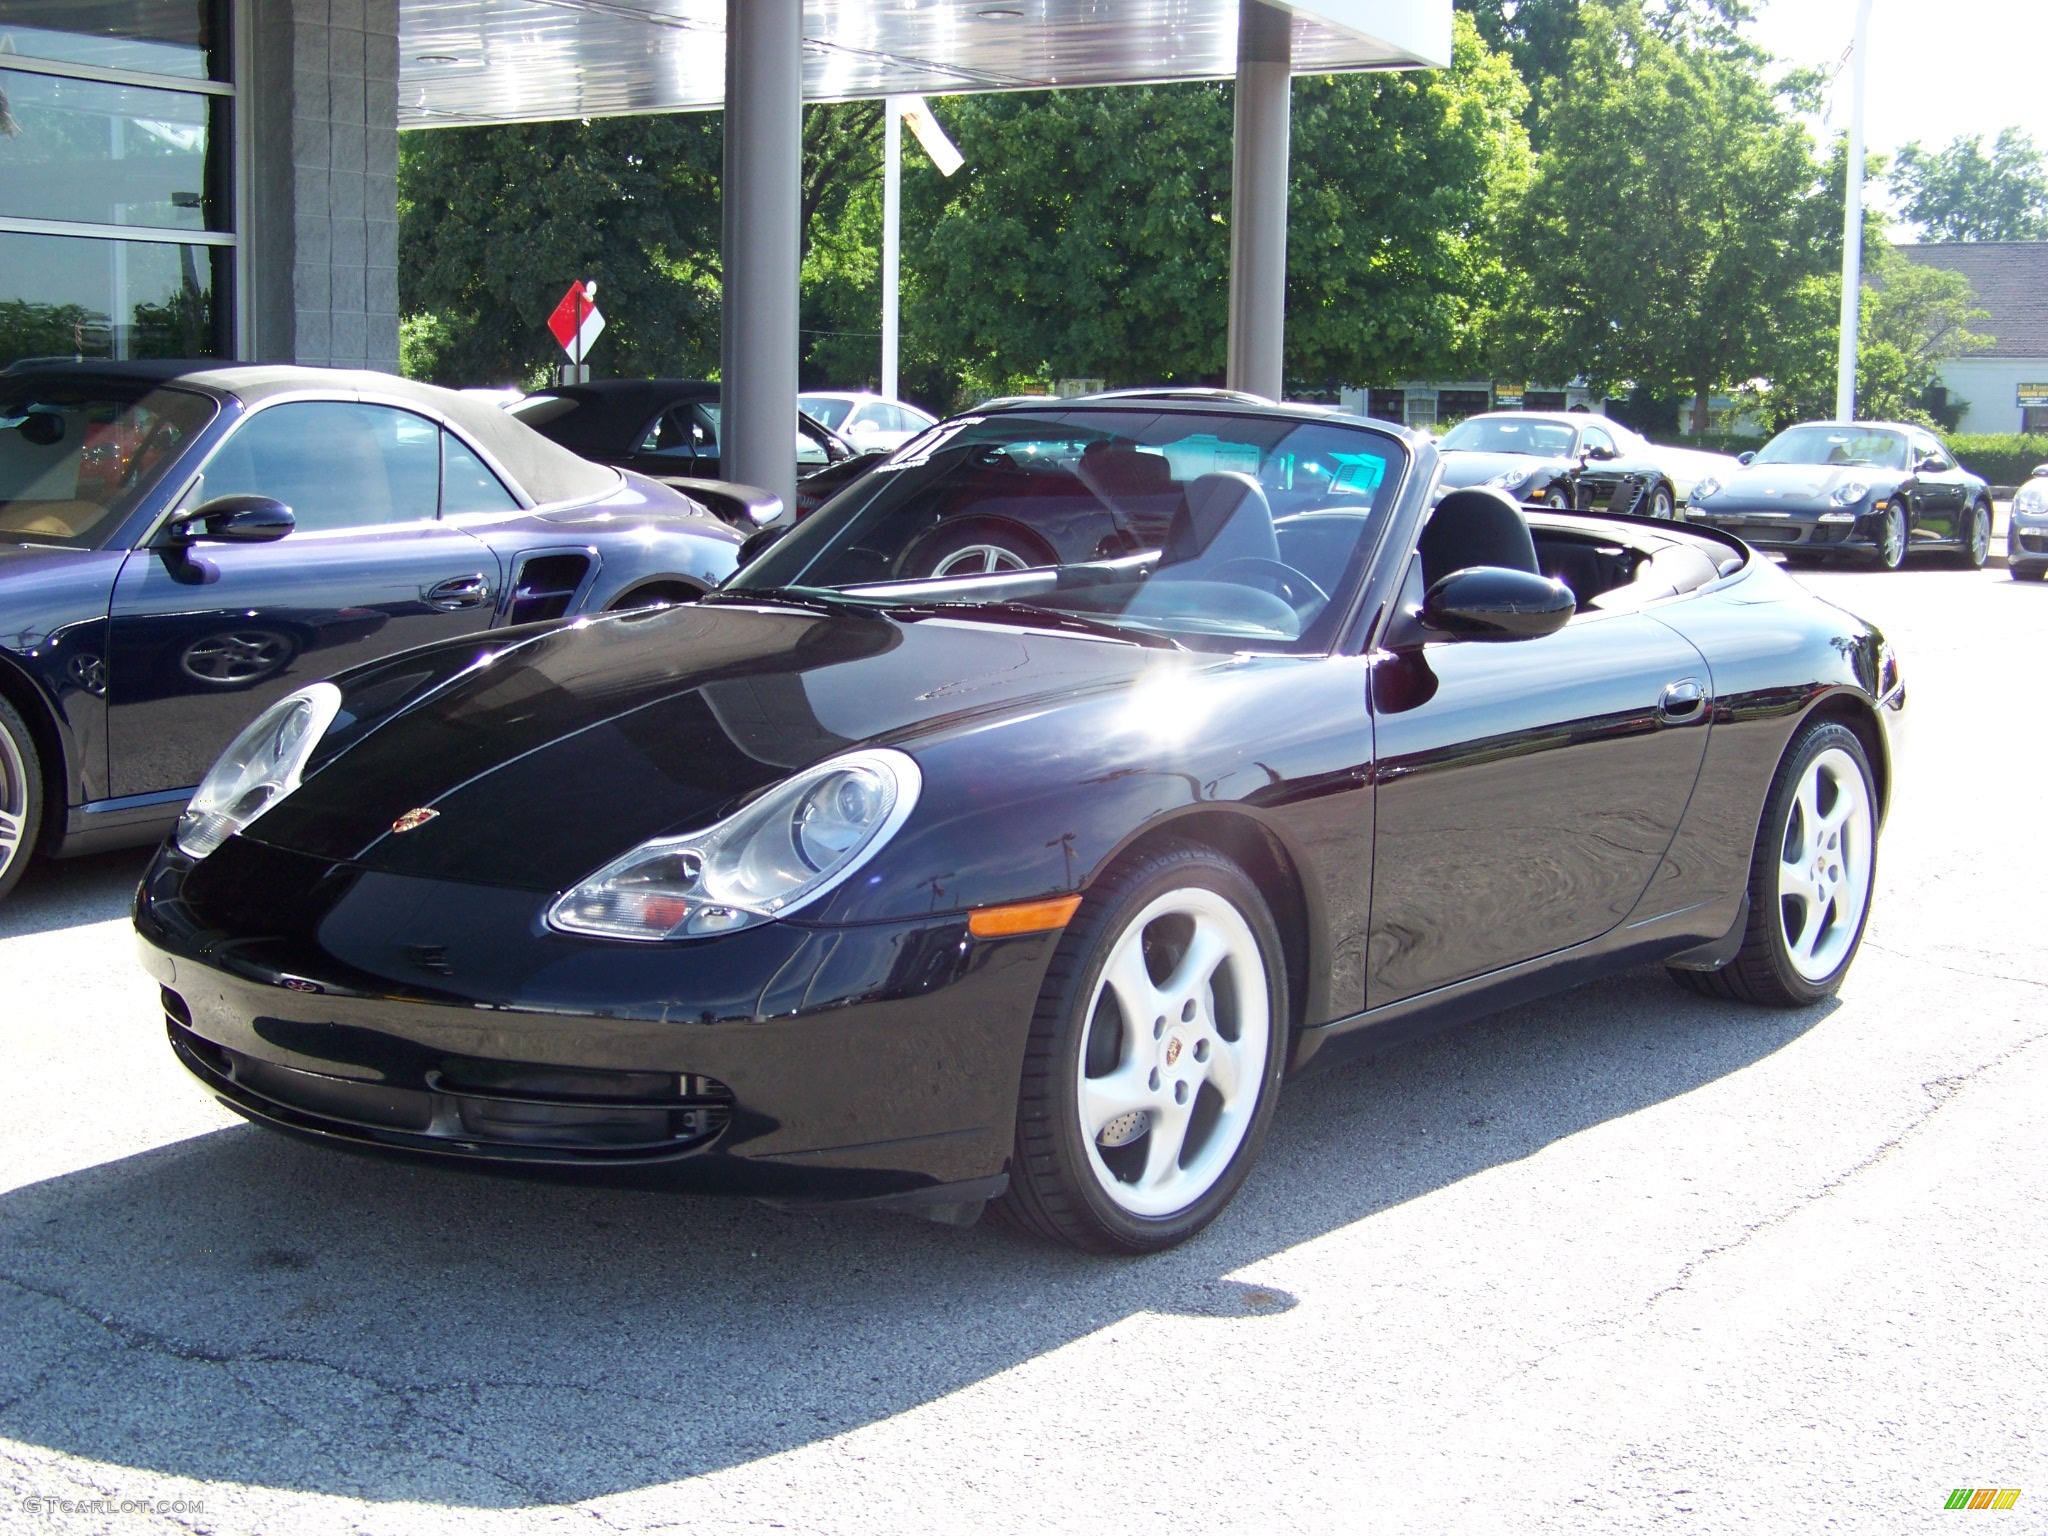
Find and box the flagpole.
[882,97,902,400]
[1835,0,1874,423]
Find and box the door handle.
[1658,677,1708,725]
[425,574,491,611]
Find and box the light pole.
[879,96,961,402]
[1835,0,1875,423]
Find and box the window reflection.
[0,71,221,231]
[0,232,225,365]
[0,1,221,81]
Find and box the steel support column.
[720,0,803,514]
[1226,0,1292,401]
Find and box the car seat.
[1155,472,1281,574]
[1418,486,1540,586]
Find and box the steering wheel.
[1205,557,1331,612]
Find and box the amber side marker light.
[968,894,1084,938]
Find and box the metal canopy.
[398,0,1452,127]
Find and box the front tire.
[0,694,45,904]
[996,842,1287,1253]
[1669,719,1877,1007]
[1876,502,1908,570]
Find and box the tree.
[1891,129,2048,243]
[900,13,1532,407]
[1515,0,1830,432]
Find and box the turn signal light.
[968,894,1084,938]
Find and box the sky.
[1747,0,2048,165]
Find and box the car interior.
[0,389,212,546]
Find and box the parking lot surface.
[1,561,2041,1535]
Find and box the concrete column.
[243,0,400,371]
[1226,0,1292,401]
[719,0,804,515]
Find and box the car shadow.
[0,849,152,940]
[0,967,1831,1508]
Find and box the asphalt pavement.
[1,559,2042,1535]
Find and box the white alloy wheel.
[1776,745,1874,983]
[930,543,1030,577]
[0,720,25,881]
[1075,887,1272,1218]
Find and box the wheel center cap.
[1164,1035,1184,1068]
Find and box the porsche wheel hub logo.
[1164,1036,1184,1067]
[390,808,440,834]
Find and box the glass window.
[0,378,214,548]
[1753,425,1908,470]
[735,408,1404,653]
[1438,416,1577,457]
[1579,423,1617,455]
[637,407,706,460]
[186,403,443,532]
[0,71,224,231]
[1909,431,1952,470]
[442,431,519,514]
[0,2,222,81]
[799,394,853,430]
[0,231,226,366]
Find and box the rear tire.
[1668,719,1876,1007]
[995,842,1287,1253]
[1959,499,1992,570]
[1646,482,1676,520]
[902,519,1056,579]
[0,695,45,905]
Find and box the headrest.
[1419,486,1540,587]
[1079,440,1174,496]
[1159,472,1279,570]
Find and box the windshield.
[1438,416,1576,458]
[1753,424,1908,470]
[0,380,215,548]
[799,395,853,430]
[725,408,1405,653]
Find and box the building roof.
[1894,242,2048,359]
[398,1,1452,128]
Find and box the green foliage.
[1892,130,2048,242]
[1740,243,1991,431]
[1939,434,2048,488]
[903,13,1533,409]
[1515,0,1830,428]
[398,116,724,387]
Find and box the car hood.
[1438,451,1562,488]
[248,600,1185,892]
[1707,463,1896,506]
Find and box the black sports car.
[135,394,1906,1253]
[2008,463,2048,581]
[1686,421,1993,570]
[0,360,741,903]
[507,380,866,524]
[1436,411,1684,520]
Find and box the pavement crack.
[1643,1023,2048,1308]
[1862,941,2048,991]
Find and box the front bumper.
[2012,519,2048,569]
[1688,506,1878,554]
[135,836,1059,1203]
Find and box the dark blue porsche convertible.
[0,360,742,901]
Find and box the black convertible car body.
[135,395,1906,1251]
[1436,410,1680,520]
[1686,420,1993,570]
[0,361,740,901]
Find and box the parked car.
[137,391,1904,1252]
[0,360,741,903]
[2006,464,2048,581]
[1686,421,1993,571]
[1435,411,1717,519]
[508,381,862,523]
[798,391,939,453]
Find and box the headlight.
[1486,466,1531,492]
[1691,477,1721,502]
[174,683,343,859]
[1829,480,1870,507]
[2014,482,2048,516]
[548,748,921,941]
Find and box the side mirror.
[1915,453,1945,473]
[1582,443,1618,462]
[1421,566,1575,641]
[167,494,295,545]
[1736,450,1755,466]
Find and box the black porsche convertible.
[135,394,1906,1253]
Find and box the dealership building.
[0,0,1448,507]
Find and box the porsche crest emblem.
[1164,1036,1183,1067]
[390,807,440,835]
